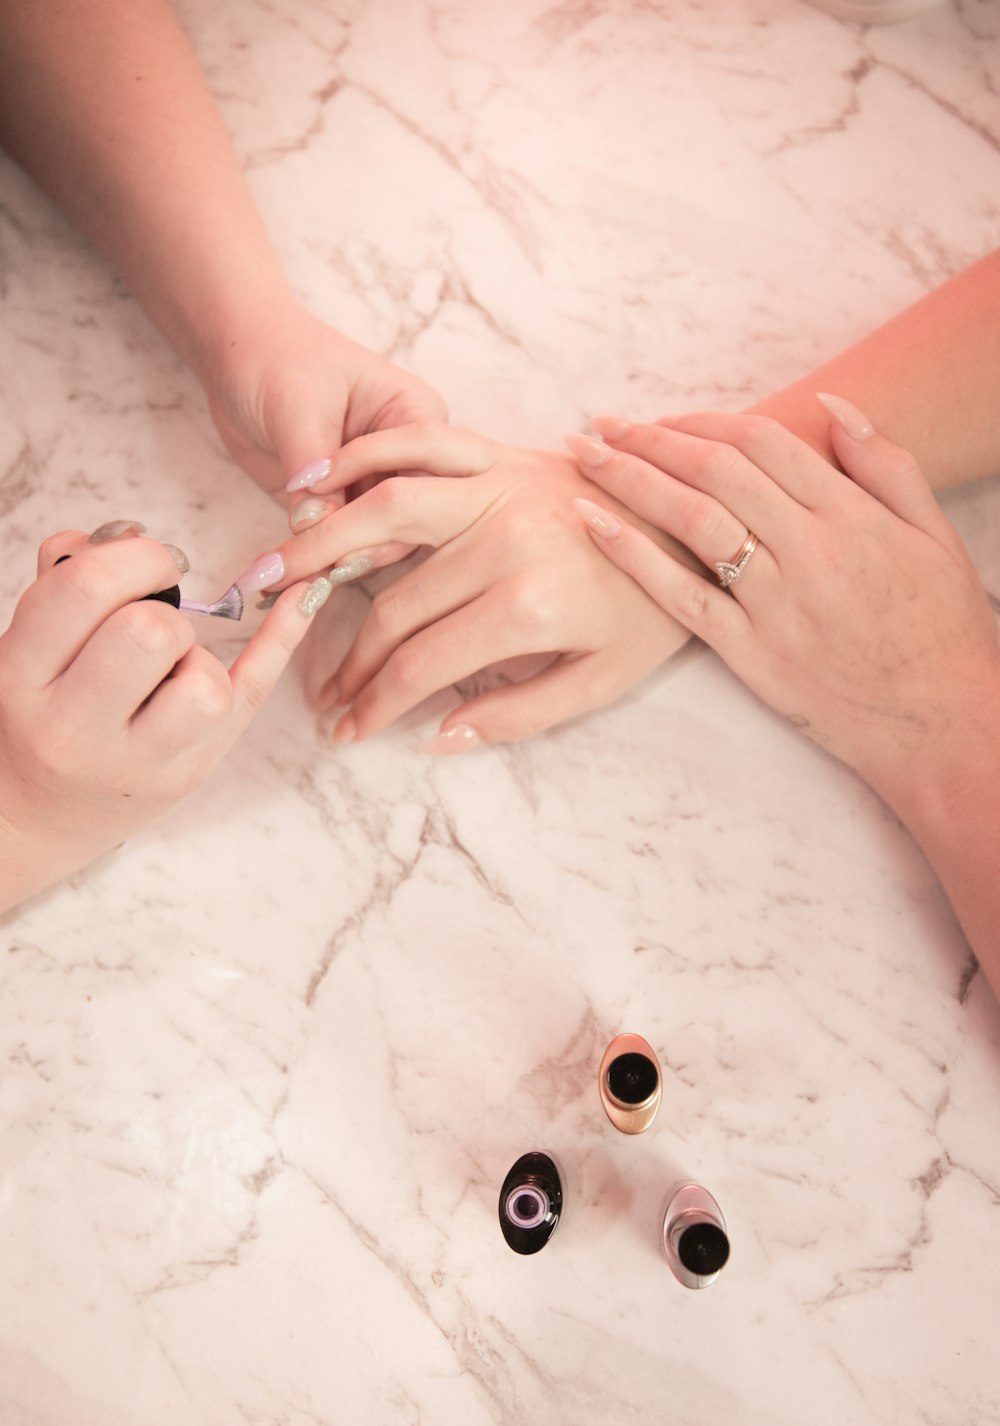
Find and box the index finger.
[285,421,500,495]
[268,474,494,586]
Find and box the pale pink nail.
[816,392,874,441]
[572,497,622,539]
[286,458,333,493]
[587,415,632,441]
[564,433,612,468]
[235,550,285,593]
[417,723,483,756]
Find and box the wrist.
[874,675,1000,846]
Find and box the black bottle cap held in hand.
[499,1152,563,1255]
[662,1183,730,1289]
[599,1033,662,1134]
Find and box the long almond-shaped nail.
[816,392,874,441]
[587,415,632,441]
[235,551,285,593]
[88,519,146,543]
[564,433,612,468]
[287,458,333,493]
[298,575,333,617]
[417,723,483,756]
[573,497,621,539]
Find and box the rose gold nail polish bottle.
[598,1033,661,1134]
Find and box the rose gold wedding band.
[715,532,759,589]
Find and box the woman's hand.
[570,400,1000,813]
[0,529,324,911]
[256,422,689,748]
[205,301,448,500]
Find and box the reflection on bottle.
[662,1182,730,1289]
[499,1152,563,1255]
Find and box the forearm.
[881,702,1000,1000]
[0,0,291,383]
[749,249,1000,490]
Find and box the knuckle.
[368,583,406,639]
[388,639,430,695]
[686,495,730,548]
[187,668,234,721]
[504,574,552,635]
[117,602,188,659]
[676,575,713,624]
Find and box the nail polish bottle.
[498,1152,563,1255]
[662,1183,730,1289]
[599,1033,661,1134]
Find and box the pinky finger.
[572,498,748,658]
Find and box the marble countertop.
[2,2,999,1422]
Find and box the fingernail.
[417,723,483,756]
[88,519,147,543]
[332,712,357,746]
[587,415,632,441]
[289,497,331,533]
[564,433,612,468]
[286,457,333,493]
[816,392,874,441]
[328,553,374,585]
[298,575,333,617]
[573,496,621,539]
[163,543,190,575]
[235,551,286,593]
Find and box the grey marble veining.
[1,2,999,1423]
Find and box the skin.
[0,533,318,913]
[574,408,1000,994]
[0,0,441,906]
[0,0,445,496]
[264,251,1000,748]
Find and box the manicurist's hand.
[573,399,1000,989]
[206,301,447,501]
[0,530,327,913]
[253,422,689,749]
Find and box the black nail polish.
[499,1152,563,1255]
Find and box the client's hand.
[0,529,322,912]
[257,423,689,748]
[571,401,1000,812]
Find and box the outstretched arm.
[746,249,1000,490]
[0,0,444,496]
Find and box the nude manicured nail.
[163,543,190,575]
[235,550,286,593]
[287,458,333,493]
[816,392,874,440]
[587,415,632,441]
[88,519,147,543]
[298,575,333,617]
[564,433,612,468]
[328,553,374,585]
[417,723,483,756]
[573,497,622,539]
[289,497,331,533]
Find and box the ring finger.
[566,438,778,601]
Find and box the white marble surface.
[2,1,1000,1422]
